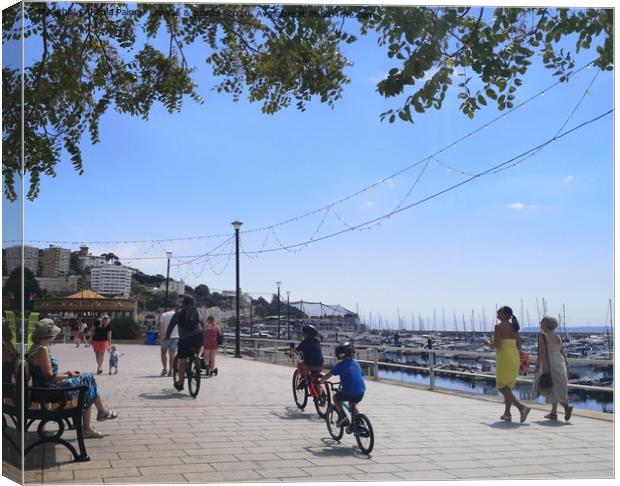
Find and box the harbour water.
[379,367,614,414]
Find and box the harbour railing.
[221,336,614,394]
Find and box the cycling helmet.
[302,324,319,337]
[335,342,354,359]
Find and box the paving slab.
[3,343,613,483]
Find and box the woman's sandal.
[544,413,558,420]
[97,409,118,421]
[500,414,512,422]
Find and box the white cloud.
[564,175,575,184]
[363,201,375,207]
[507,202,539,212]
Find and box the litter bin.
[146,330,157,345]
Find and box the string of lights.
[123,107,610,263]
[10,60,599,247]
[198,109,614,257]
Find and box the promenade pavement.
[2,343,614,483]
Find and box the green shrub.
[109,316,140,339]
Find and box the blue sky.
[3,5,613,329]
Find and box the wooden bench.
[2,361,90,463]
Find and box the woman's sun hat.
[32,318,61,342]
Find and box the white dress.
[532,332,569,404]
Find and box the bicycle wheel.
[313,379,331,419]
[325,405,344,441]
[292,369,308,409]
[188,356,202,398]
[353,414,374,455]
[172,355,179,386]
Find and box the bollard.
[428,351,436,391]
[373,348,379,381]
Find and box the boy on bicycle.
[288,324,324,386]
[320,342,365,426]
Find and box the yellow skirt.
[495,339,519,390]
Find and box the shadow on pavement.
[484,421,529,429]
[269,407,323,421]
[303,440,364,458]
[532,420,572,427]
[138,389,195,400]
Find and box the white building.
[90,265,133,298]
[77,245,106,271]
[4,245,39,275]
[158,279,186,296]
[40,246,71,277]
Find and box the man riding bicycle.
[165,296,204,391]
[287,324,324,383]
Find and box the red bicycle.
[292,364,331,418]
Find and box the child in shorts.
[320,342,366,426]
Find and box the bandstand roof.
[66,290,107,299]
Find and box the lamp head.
[231,221,243,230]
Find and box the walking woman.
[492,306,531,423]
[27,319,117,438]
[532,316,573,421]
[92,315,112,374]
[202,316,221,376]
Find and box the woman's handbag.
[216,331,223,346]
[539,333,553,389]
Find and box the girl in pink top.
[202,316,221,376]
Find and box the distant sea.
[520,326,612,334]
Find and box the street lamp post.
[164,252,172,310]
[286,291,290,340]
[232,221,243,358]
[276,281,281,340]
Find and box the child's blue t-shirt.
[331,358,366,395]
[296,338,324,367]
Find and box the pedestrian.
[84,321,93,347]
[108,345,123,375]
[27,318,117,438]
[201,316,221,376]
[77,318,87,347]
[70,319,80,347]
[492,306,531,423]
[92,316,112,375]
[166,296,204,391]
[159,308,178,377]
[532,316,573,421]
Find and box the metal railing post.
[254,339,258,360]
[373,347,379,381]
[428,350,436,391]
[274,340,278,363]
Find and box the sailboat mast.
[442,308,446,333]
[562,304,567,340]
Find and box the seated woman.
[26,319,118,438]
